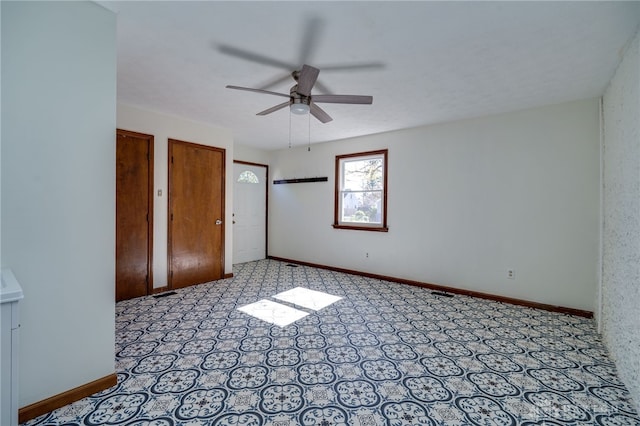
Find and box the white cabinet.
[1,269,24,426]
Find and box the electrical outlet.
[366,252,369,259]
[507,269,515,279]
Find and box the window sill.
[332,224,389,232]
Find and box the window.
[237,170,259,184]
[334,149,388,231]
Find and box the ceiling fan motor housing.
[290,86,311,114]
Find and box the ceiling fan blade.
[257,101,291,116]
[260,73,331,94]
[310,103,333,123]
[312,94,373,104]
[258,74,294,91]
[217,44,295,70]
[299,16,323,65]
[319,62,385,72]
[226,85,290,98]
[296,64,320,97]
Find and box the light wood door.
[116,129,153,301]
[233,161,267,264]
[168,139,225,289]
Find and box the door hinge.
[146,275,149,284]
[146,213,149,222]
[171,213,173,221]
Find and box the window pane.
[334,149,388,232]
[341,191,383,224]
[343,157,383,191]
[238,170,259,184]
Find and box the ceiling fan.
[226,64,373,123]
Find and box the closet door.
[168,139,225,289]
[116,129,153,301]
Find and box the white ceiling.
[103,1,640,150]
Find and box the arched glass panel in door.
[237,170,259,184]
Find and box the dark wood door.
[168,139,225,289]
[116,129,153,301]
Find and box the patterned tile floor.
[24,259,640,425]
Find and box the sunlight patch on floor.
[273,286,342,311]
[237,299,309,327]
[238,287,341,326]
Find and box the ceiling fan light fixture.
[290,103,310,115]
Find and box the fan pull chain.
[288,111,292,149]
[308,112,311,152]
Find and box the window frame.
[333,149,388,232]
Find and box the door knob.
[215,219,223,225]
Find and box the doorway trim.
[116,128,154,300]
[234,160,269,260]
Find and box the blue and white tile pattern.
[23,260,640,425]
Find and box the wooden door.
[168,139,225,289]
[233,161,267,264]
[116,129,153,301]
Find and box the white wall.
[234,143,270,165]
[601,30,640,410]
[117,104,234,286]
[1,1,116,406]
[270,99,600,311]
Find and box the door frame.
[167,139,226,289]
[116,128,154,299]
[233,160,269,260]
